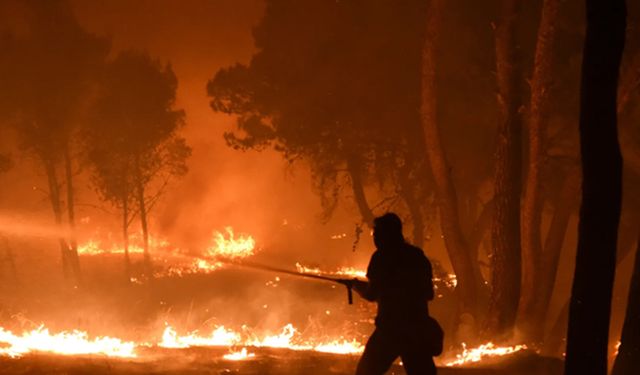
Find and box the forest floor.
[0,347,562,375]
[0,251,565,375]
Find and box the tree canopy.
[208,0,431,225]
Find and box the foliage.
[208,0,428,219]
[86,51,190,210]
[0,0,109,162]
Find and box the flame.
[248,324,299,348]
[77,239,145,255]
[156,259,224,278]
[444,342,527,366]
[207,227,256,259]
[77,234,170,255]
[313,339,365,354]
[223,347,255,360]
[0,326,136,358]
[159,325,241,348]
[77,227,251,278]
[157,323,364,355]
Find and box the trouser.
[355,327,437,375]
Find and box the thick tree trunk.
[485,0,523,339]
[564,1,626,374]
[346,155,375,227]
[612,237,640,375]
[420,0,478,316]
[63,144,82,283]
[518,0,560,342]
[469,199,494,260]
[43,158,72,280]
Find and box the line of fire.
[0,1,637,374]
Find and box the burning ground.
[0,229,561,374]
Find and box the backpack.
[425,316,444,356]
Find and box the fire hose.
[223,260,359,304]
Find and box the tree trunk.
[134,159,152,274]
[346,155,375,227]
[43,157,72,280]
[420,0,479,317]
[485,0,524,339]
[122,194,131,283]
[469,198,494,261]
[400,177,424,249]
[397,156,425,248]
[564,1,625,374]
[136,180,151,272]
[543,229,637,357]
[612,236,640,375]
[518,0,560,342]
[617,50,640,175]
[63,143,82,284]
[528,166,580,343]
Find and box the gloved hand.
[351,279,369,295]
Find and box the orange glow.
[0,326,136,358]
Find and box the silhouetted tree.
[86,51,189,278]
[208,0,430,237]
[564,1,626,374]
[517,0,561,343]
[420,0,484,322]
[484,0,523,339]
[0,0,109,284]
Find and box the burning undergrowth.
[0,226,541,372]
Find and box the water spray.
[224,260,358,304]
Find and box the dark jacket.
[365,243,434,329]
